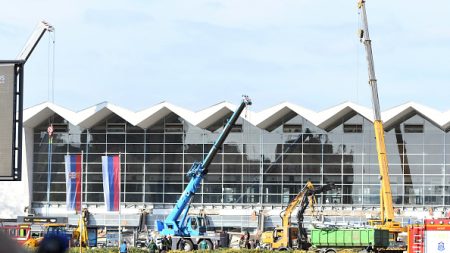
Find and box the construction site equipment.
[17,21,54,62]
[0,223,32,245]
[22,223,69,248]
[22,210,89,249]
[71,208,89,247]
[261,182,336,250]
[358,0,406,245]
[0,21,53,181]
[155,96,252,250]
[407,218,450,253]
[310,228,389,250]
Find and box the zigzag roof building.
[2,100,449,230]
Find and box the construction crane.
[155,96,252,250]
[17,21,54,62]
[358,0,406,243]
[260,182,336,250]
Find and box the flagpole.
[46,124,54,216]
[80,151,84,253]
[118,152,122,245]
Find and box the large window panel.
[147,154,163,163]
[107,143,125,153]
[203,184,222,194]
[126,194,143,202]
[125,183,143,193]
[165,144,183,153]
[224,144,242,153]
[208,164,222,174]
[145,173,163,183]
[204,174,222,183]
[283,154,301,163]
[424,164,445,174]
[223,174,240,184]
[164,134,183,144]
[165,174,182,183]
[204,194,222,203]
[145,194,163,203]
[165,183,183,193]
[323,164,341,174]
[164,194,180,204]
[86,183,103,192]
[146,144,163,154]
[127,133,145,143]
[86,193,103,203]
[282,175,302,184]
[107,134,125,143]
[424,196,443,205]
[165,163,182,174]
[284,164,301,174]
[242,164,260,174]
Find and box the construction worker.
[366,242,374,252]
[148,239,158,253]
[120,240,128,253]
[167,235,172,250]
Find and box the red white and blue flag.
[65,154,82,211]
[101,155,121,211]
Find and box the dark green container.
[310,228,389,248]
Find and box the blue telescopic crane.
[155,96,252,249]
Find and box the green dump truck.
[310,228,389,252]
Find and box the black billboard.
[0,62,23,181]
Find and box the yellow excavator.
[358,0,406,247]
[261,182,336,250]
[72,208,89,247]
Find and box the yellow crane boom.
[358,0,405,239]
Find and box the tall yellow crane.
[357,0,406,242]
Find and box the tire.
[180,239,194,251]
[204,240,213,250]
[325,249,336,253]
[197,239,213,250]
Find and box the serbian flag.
[65,154,82,211]
[102,155,120,211]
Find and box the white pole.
[118,153,122,246]
[80,151,84,253]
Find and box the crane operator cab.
[186,216,206,236]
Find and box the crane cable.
[47,29,56,103]
[355,5,361,105]
[46,29,56,215]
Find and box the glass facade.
[31,112,450,209]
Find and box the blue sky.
[1,0,449,112]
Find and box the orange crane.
[358,0,406,245]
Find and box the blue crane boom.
[156,96,252,237]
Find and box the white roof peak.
[23,101,450,132]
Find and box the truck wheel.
[204,240,213,249]
[180,240,194,251]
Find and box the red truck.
[408,218,450,253]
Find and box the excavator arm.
[280,182,315,228]
[296,183,337,249]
